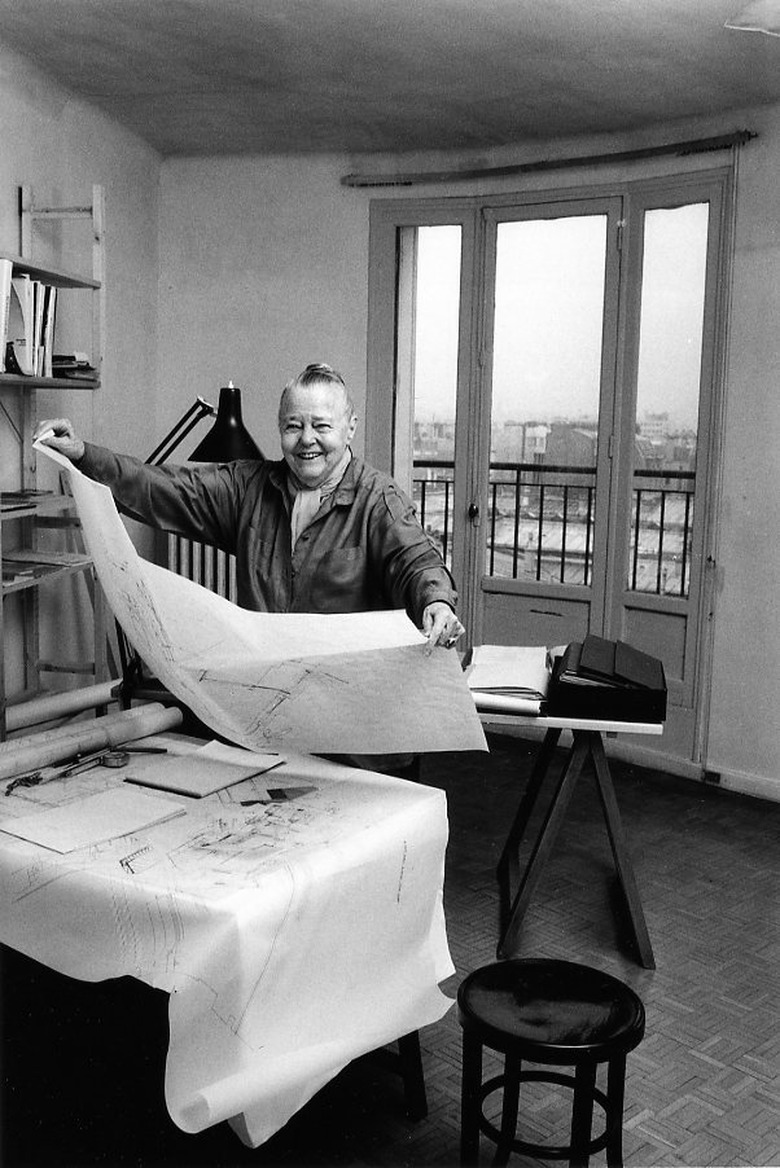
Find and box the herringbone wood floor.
[2,731,779,1167]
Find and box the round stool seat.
[458,958,645,1063]
[457,959,646,1166]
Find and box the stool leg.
[493,1051,521,1167]
[460,1030,483,1166]
[569,1060,596,1168]
[397,1031,428,1120]
[605,1053,627,1168]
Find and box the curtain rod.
[341,129,756,188]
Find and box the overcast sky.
[412,205,707,432]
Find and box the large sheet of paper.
[0,786,186,852]
[38,445,486,755]
[0,743,454,1147]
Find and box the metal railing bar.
[443,479,451,563]
[512,472,521,578]
[489,481,498,574]
[681,492,693,598]
[560,484,569,582]
[632,491,642,591]
[536,486,545,582]
[656,492,666,594]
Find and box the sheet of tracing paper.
[37,444,486,756]
[0,743,454,1146]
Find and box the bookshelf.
[0,185,110,740]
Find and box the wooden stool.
[458,959,645,1167]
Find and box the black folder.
[546,634,667,722]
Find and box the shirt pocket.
[310,545,368,611]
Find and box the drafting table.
[476,707,663,969]
[0,735,453,1149]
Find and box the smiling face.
[278,381,358,489]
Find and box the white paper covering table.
[0,735,454,1148]
[475,707,663,969]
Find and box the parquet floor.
[2,730,779,1167]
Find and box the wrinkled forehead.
[278,381,354,422]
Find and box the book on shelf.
[52,351,97,381]
[1,489,56,512]
[0,269,63,380]
[2,551,89,589]
[0,258,12,374]
[3,550,89,568]
[2,560,55,587]
[32,280,45,375]
[7,273,34,375]
[2,563,37,585]
[39,284,57,377]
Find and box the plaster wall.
[0,42,161,691]
[157,156,368,458]
[0,42,161,465]
[705,108,780,792]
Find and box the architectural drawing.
[37,444,487,756]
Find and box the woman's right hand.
[33,418,85,463]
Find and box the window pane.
[488,215,607,583]
[629,203,708,597]
[401,225,461,567]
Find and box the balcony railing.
[413,459,695,598]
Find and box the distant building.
[639,412,670,440]
[414,420,455,461]
[545,423,597,467]
[492,421,549,463]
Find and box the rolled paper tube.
[0,703,183,782]
[472,692,544,716]
[0,701,166,758]
[5,680,121,734]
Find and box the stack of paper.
[466,644,552,715]
[124,741,282,797]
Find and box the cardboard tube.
[0,703,184,782]
[0,702,161,757]
[5,681,121,734]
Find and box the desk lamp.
[147,381,263,466]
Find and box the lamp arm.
[145,397,216,466]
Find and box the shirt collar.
[269,451,360,504]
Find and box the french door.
[367,171,731,760]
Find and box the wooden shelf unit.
[0,185,109,740]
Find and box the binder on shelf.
[546,634,667,723]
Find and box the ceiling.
[1,0,780,157]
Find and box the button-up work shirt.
[77,444,458,625]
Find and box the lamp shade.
[190,384,263,461]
